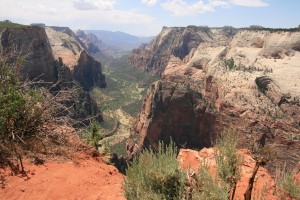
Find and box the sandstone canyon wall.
[128,26,300,173]
[46,27,106,90]
[129,26,237,75]
[0,27,57,82]
[0,26,106,123]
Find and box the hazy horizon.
[1,0,299,37]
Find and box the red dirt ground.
[0,154,125,200]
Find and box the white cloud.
[209,0,230,8]
[230,0,269,7]
[106,10,154,24]
[161,0,269,16]
[0,0,156,34]
[162,0,217,16]
[22,3,59,15]
[141,0,159,6]
[73,0,116,10]
[73,1,98,10]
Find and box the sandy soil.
[1,154,125,200]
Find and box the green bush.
[0,59,48,147]
[225,58,235,70]
[192,164,229,200]
[278,171,300,200]
[125,129,242,200]
[215,127,241,187]
[190,128,241,200]
[0,58,52,173]
[82,120,103,150]
[125,141,185,200]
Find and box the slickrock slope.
[178,148,277,200]
[46,27,106,90]
[0,27,57,82]
[127,27,300,173]
[46,27,82,69]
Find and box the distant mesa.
[30,23,46,27]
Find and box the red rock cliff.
[127,27,300,174]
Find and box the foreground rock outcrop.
[178,148,277,200]
[127,26,300,173]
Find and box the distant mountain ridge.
[85,30,154,53]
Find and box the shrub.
[190,128,241,200]
[0,57,77,173]
[225,58,235,70]
[215,127,241,187]
[277,169,300,200]
[191,161,229,200]
[0,58,49,142]
[82,120,103,150]
[125,141,185,200]
[0,58,51,172]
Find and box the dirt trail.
[1,155,125,200]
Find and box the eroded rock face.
[46,27,106,90]
[0,26,105,124]
[129,80,217,153]
[127,26,300,173]
[128,26,234,75]
[75,30,100,54]
[74,50,106,90]
[0,27,57,82]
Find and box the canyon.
[1,22,300,199]
[128,26,300,174]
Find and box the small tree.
[83,120,103,150]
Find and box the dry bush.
[0,56,79,174]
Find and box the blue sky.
[0,0,299,36]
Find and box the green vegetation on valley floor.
[89,55,158,156]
